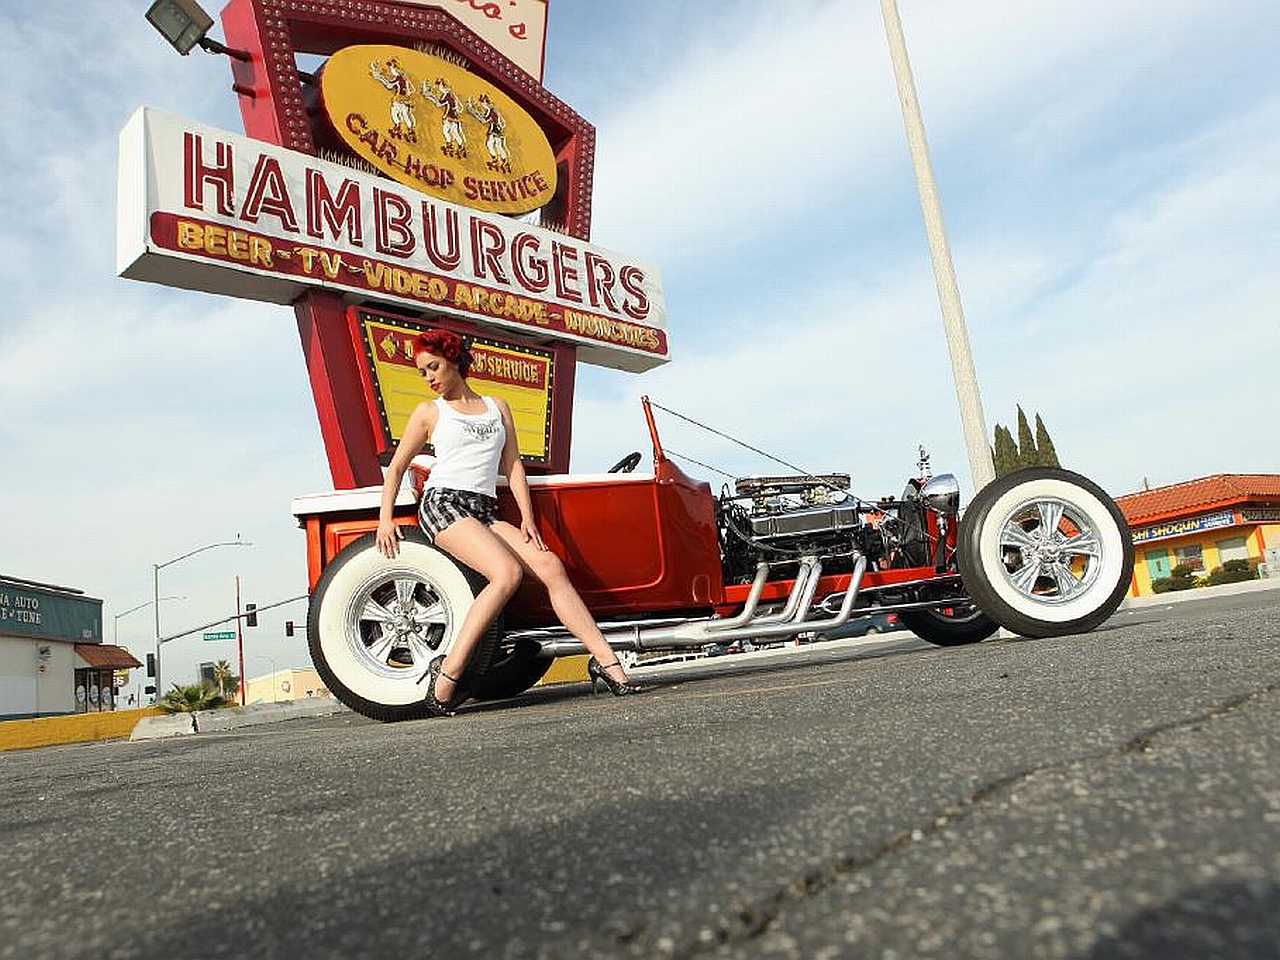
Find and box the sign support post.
[236,575,247,706]
[881,0,995,491]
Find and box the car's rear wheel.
[307,530,515,722]
[957,468,1134,638]
[899,605,999,646]
[465,639,553,701]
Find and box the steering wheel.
[607,451,643,474]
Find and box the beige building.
[244,667,330,704]
[1,576,140,719]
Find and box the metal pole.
[152,564,162,701]
[149,538,252,701]
[236,575,247,706]
[880,0,995,490]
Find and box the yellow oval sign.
[320,45,558,216]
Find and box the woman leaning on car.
[375,328,648,715]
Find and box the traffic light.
[285,620,295,637]
[146,654,156,677]
[245,603,258,627]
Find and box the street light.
[144,0,249,60]
[880,0,995,491]
[255,655,279,702]
[153,536,252,699]
[113,596,184,644]
[115,595,184,705]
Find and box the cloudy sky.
[1,0,1277,695]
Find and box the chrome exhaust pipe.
[532,556,869,658]
[740,557,819,628]
[704,562,769,633]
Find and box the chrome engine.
[716,471,961,583]
[736,474,861,541]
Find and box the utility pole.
[236,575,247,706]
[881,0,995,490]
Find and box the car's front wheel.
[957,468,1134,638]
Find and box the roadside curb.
[1118,575,1280,609]
[0,708,164,753]
[130,698,347,741]
[129,713,196,740]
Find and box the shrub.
[1152,563,1198,593]
[1207,558,1258,587]
[158,682,227,714]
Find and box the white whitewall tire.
[957,468,1134,638]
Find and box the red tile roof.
[75,644,143,669]
[1115,474,1280,526]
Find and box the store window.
[1216,536,1249,564]
[1173,544,1204,572]
[73,668,116,713]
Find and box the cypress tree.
[1016,406,1037,469]
[1034,413,1061,468]
[993,424,1019,476]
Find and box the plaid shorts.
[418,487,500,541]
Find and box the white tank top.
[424,396,506,497]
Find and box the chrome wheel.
[310,532,487,722]
[345,568,454,676]
[997,497,1103,604]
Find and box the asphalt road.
[3,592,1279,960]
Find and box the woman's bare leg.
[432,518,523,702]
[489,521,632,684]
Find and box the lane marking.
[675,678,850,700]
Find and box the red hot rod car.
[293,398,1134,721]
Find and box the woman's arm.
[496,398,546,550]
[376,401,436,558]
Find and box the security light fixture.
[145,0,213,55]
[146,0,249,60]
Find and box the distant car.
[816,611,901,641]
[702,639,761,658]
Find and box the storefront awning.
[75,644,142,669]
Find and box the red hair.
[414,329,472,374]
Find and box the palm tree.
[211,660,239,699]
[158,682,227,714]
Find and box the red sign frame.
[218,0,597,488]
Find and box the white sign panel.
[395,0,548,81]
[116,108,668,372]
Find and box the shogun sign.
[117,108,668,372]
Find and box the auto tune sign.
[117,108,668,371]
[320,45,558,216]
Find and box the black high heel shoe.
[587,657,649,697]
[419,655,462,717]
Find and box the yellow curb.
[0,708,163,753]
[536,654,589,686]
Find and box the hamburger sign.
[117,108,667,372]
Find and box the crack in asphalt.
[661,679,1280,960]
